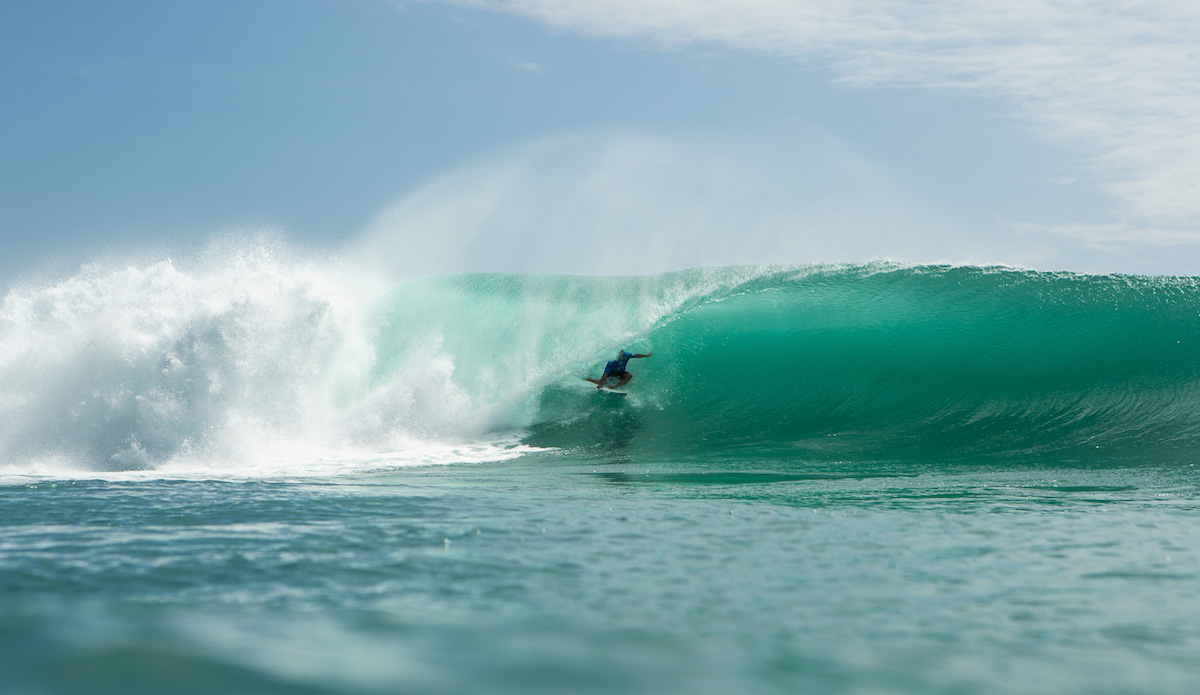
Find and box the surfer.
[586,349,653,390]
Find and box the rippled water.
[4,453,1198,695]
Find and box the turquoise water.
[2,261,1200,693]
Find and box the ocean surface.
[2,259,1199,694]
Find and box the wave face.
[523,265,1200,464]
[4,257,1200,472]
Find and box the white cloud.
[442,0,1200,246]
[510,58,545,72]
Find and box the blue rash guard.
[604,351,636,376]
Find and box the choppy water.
[3,258,1199,693]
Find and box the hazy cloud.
[443,0,1200,245]
[510,58,545,72]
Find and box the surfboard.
[583,377,627,395]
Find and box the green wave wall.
[507,265,1200,464]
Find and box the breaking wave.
[4,253,1199,472]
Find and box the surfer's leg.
[614,373,632,388]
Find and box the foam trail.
[0,244,544,475]
[0,249,321,470]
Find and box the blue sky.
[3,0,1198,280]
